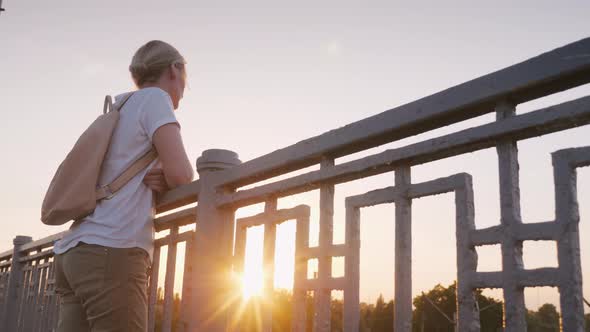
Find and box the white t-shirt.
[53,87,179,261]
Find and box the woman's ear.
[168,64,178,80]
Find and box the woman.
[53,40,194,332]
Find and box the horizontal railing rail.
[218,95,590,209]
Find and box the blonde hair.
[129,40,186,87]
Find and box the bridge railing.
[0,206,200,332]
[1,37,590,332]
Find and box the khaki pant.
[55,243,150,332]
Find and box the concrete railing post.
[394,167,412,332]
[1,235,32,332]
[186,149,241,332]
[495,102,527,331]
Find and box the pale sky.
[2,0,590,312]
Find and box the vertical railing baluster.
[553,151,585,330]
[34,257,49,332]
[226,222,247,332]
[148,245,161,332]
[262,198,277,332]
[177,232,195,332]
[394,166,412,332]
[25,257,37,332]
[343,202,360,332]
[43,262,50,332]
[29,255,42,332]
[293,214,310,332]
[41,260,51,332]
[33,261,42,332]
[496,102,527,331]
[26,259,38,332]
[45,258,57,332]
[18,258,34,332]
[455,175,480,331]
[16,261,30,331]
[0,266,6,328]
[315,158,335,332]
[13,263,23,332]
[163,227,179,332]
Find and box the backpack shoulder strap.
[102,92,135,114]
[95,91,154,200]
[115,92,134,112]
[95,148,158,200]
[103,95,113,114]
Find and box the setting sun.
[240,222,297,299]
[241,260,264,299]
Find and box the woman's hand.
[143,167,169,193]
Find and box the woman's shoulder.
[114,88,173,112]
[135,87,172,102]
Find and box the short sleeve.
[139,88,180,141]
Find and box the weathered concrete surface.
[552,147,590,331]
[394,167,412,332]
[470,222,563,246]
[293,211,311,332]
[343,173,480,331]
[315,158,335,332]
[156,179,200,213]
[496,102,527,331]
[460,146,590,332]
[163,227,179,332]
[153,207,197,232]
[343,203,360,332]
[262,199,277,332]
[454,175,480,332]
[235,204,310,228]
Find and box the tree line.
[155,283,590,331]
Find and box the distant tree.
[331,298,343,331]
[537,303,560,330]
[173,293,181,331]
[526,303,559,331]
[228,290,333,331]
[384,299,394,331]
[271,290,293,331]
[413,284,456,332]
[157,286,163,301]
[367,294,393,331]
[585,313,590,332]
[412,282,502,332]
[476,290,503,332]
[359,302,374,331]
[370,294,385,331]
[155,287,163,331]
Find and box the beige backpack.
[41,94,158,225]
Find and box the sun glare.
[240,222,297,300]
[241,269,264,299]
[241,226,265,299]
